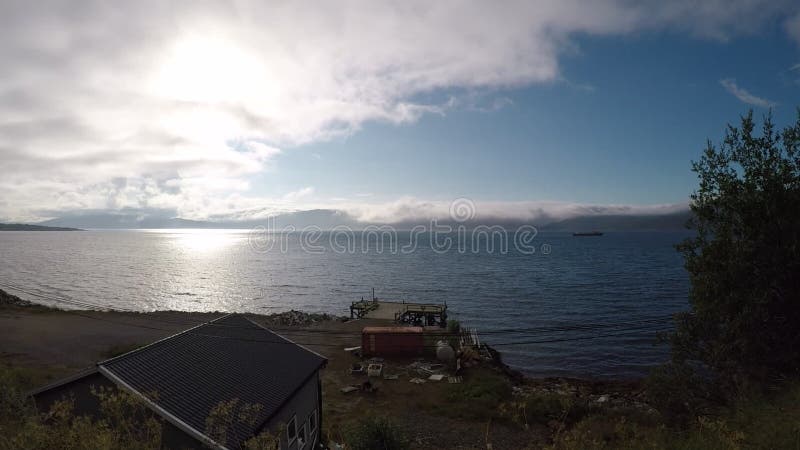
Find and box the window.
[286,415,297,446]
[297,420,308,449]
[309,409,317,435]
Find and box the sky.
[1,1,799,224]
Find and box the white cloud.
[720,78,777,108]
[282,187,316,202]
[338,197,688,224]
[0,0,798,221]
[786,12,800,44]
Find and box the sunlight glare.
[151,37,270,104]
[165,229,244,253]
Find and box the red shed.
[362,326,424,356]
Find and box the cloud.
[57,197,686,228]
[0,1,798,221]
[282,187,316,202]
[333,197,688,224]
[786,12,800,44]
[720,78,777,108]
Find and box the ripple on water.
[0,230,690,378]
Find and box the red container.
[361,326,424,356]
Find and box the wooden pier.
[350,297,448,327]
[394,302,447,327]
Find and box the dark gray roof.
[99,314,326,449]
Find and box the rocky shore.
[258,309,345,326]
[0,288,33,307]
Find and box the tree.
[672,110,800,387]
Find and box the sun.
[150,37,269,104]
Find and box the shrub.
[502,391,600,429]
[0,365,163,450]
[645,362,719,424]
[444,370,512,420]
[345,417,409,450]
[447,319,461,334]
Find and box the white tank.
[436,340,455,362]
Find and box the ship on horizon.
[573,231,604,236]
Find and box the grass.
[0,363,70,392]
[100,343,143,359]
[422,367,512,420]
[547,383,800,449]
[344,416,410,450]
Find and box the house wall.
[261,370,322,450]
[33,372,116,417]
[32,373,204,450]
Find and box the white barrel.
[436,340,455,362]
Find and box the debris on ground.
[408,361,446,377]
[367,363,383,377]
[360,380,378,393]
[409,377,426,384]
[340,386,359,394]
[428,374,445,381]
[350,363,364,375]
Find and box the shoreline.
[1,288,654,448]
[1,288,649,388]
[1,288,647,384]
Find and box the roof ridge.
[242,315,328,361]
[98,313,235,366]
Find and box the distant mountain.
[37,209,360,230]
[222,209,362,230]
[539,210,692,232]
[38,214,217,229]
[0,223,82,231]
[36,208,693,231]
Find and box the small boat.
[573,231,603,236]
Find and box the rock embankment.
[0,288,33,307]
[259,309,343,326]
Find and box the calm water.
[0,229,690,378]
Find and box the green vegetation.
[671,110,800,388]
[100,343,144,359]
[546,384,800,449]
[344,416,409,450]
[446,319,461,334]
[500,391,603,431]
[205,398,281,450]
[0,365,281,450]
[0,365,162,450]
[442,369,512,420]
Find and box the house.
[30,314,327,450]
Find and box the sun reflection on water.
[150,229,247,253]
